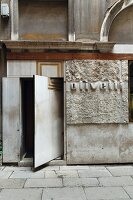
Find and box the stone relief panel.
[65,60,128,124]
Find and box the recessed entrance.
[20,76,64,168]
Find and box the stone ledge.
[1,40,115,52]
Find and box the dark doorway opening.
[21,78,34,159]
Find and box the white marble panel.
[7,61,36,77]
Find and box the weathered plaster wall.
[19,0,68,41]
[65,60,132,164]
[109,6,133,43]
[74,0,106,41]
[73,0,121,41]
[0,0,132,42]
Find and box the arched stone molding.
[100,0,133,42]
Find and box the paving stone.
[40,166,60,171]
[44,171,58,178]
[0,167,5,171]
[124,186,133,198]
[89,166,107,170]
[85,187,130,199]
[99,176,133,186]
[107,166,133,176]
[63,177,99,187]
[78,168,112,178]
[60,166,89,170]
[42,187,87,200]
[24,178,63,188]
[3,167,31,172]
[0,189,43,200]
[45,170,79,178]
[0,171,12,179]
[0,179,26,189]
[10,171,44,179]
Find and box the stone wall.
[67,124,133,164]
[65,60,132,164]
[66,60,128,124]
[19,0,68,41]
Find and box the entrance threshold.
[19,157,66,167]
[19,157,33,167]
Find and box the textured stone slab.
[24,178,63,188]
[107,166,133,176]
[65,60,128,124]
[65,60,124,82]
[99,176,133,186]
[10,171,44,179]
[78,168,112,178]
[85,187,129,199]
[42,187,86,200]
[124,186,133,198]
[45,170,79,178]
[0,189,42,200]
[0,179,26,189]
[63,177,99,187]
[66,90,128,124]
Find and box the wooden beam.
[7,52,133,61]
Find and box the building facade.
[0,0,133,168]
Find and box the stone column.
[0,43,6,142]
[0,0,11,40]
[10,0,19,40]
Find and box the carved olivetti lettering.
[90,82,99,90]
[70,81,124,92]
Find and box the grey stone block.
[3,167,31,172]
[85,187,129,199]
[42,187,86,200]
[99,176,133,186]
[10,171,44,179]
[39,166,60,171]
[0,179,26,189]
[45,170,79,178]
[67,124,133,164]
[63,177,99,187]
[107,166,133,176]
[78,168,112,178]
[0,189,43,200]
[24,178,63,188]
[60,166,89,170]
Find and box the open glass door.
[34,75,63,169]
